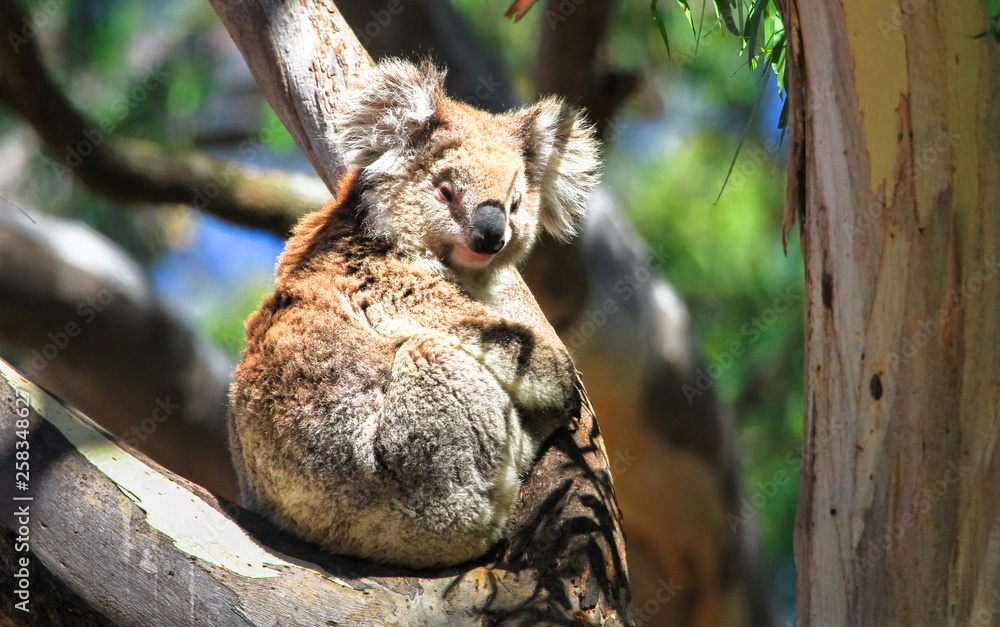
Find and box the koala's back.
[229,178,536,567]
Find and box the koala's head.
[334,59,599,284]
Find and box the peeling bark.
[790,0,1000,624]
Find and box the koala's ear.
[519,98,600,242]
[334,59,446,175]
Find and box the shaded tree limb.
[0,355,630,625]
[207,0,372,192]
[0,0,327,237]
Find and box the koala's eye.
[437,183,455,204]
[510,196,521,214]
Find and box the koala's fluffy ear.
[519,98,600,242]
[334,59,446,175]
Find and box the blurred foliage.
[197,280,274,360]
[609,130,802,567]
[975,0,1000,50]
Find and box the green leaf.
[770,30,786,93]
[770,30,785,69]
[651,0,672,58]
[676,0,698,38]
[777,97,789,130]
[714,0,741,36]
[716,64,771,202]
[744,0,769,64]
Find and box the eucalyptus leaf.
[716,64,771,202]
[715,0,741,36]
[745,0,768,63]
[651,0,672,58]
[676,0,698,37]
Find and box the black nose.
[469,202,507,255]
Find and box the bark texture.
[208,0,373,193]
[788,0,1000,624]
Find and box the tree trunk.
[787,0,1000,623]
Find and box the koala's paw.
[510,351,577,411]
[465,325,576,411]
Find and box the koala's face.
[335,60,599,283]
[374,101,544,273]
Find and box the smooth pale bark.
[208,0,372,193]
[786,0,1000,624]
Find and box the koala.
[228,59,599,569]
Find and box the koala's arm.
[365,295,577,413]
[452,315,578,412]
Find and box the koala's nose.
[470,202,507,255]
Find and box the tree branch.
[208,0,373,189]
[0,357,629,625]
[0,0,327,237]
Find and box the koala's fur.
[228,60,599,568]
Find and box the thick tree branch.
[0,357,629,625]
[208,0,373,189]
[0,0,326,237]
